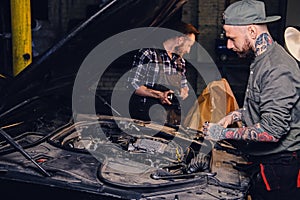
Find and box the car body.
[0,1,250,199]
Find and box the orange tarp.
[183,78,240,130]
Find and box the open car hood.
[0,0,250,199]
[0,0,187,131]
[0,0,185,112]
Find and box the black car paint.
[0,1,249,199]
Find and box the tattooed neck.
[255,33,273,56]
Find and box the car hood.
[0,0,186,114]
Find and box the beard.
[236,39,254,59]
[237,49,254,58]
[174,45,185,57]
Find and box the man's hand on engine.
[201,122,226,141]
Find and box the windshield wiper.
[0,128,51,177]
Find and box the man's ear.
[247,25,258,40]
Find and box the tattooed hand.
[202,122,226,141]
[217,111,242,128]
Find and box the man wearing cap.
[201,0,300,199]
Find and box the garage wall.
[32,0,102,57]
[286,0,300,27]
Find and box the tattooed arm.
[204,123,278,142]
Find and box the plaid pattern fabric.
[128,48,188,90]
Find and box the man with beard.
[127,21,199,125]
[201,1,300,199]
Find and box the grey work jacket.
[240,42,300,156]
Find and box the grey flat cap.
[223,0,281,25]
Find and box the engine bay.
[0,112,251,199]
[49,115,250,192]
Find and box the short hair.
[162,21,199,38]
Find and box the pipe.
[10,0,32,76]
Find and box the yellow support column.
[10,0,32,76]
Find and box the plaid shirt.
[128,48,188,90]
